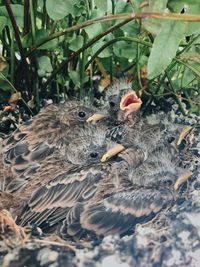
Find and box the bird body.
[16,140,182,241]
[0,80,191,242]
[0,101,99,193]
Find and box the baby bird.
[12,125,124,224]
[103,78,142,123]
[59,147,187,239]
[95,79,183,163]
[16,126,186,241]
[0,101,105,192]
[0,124,124,241]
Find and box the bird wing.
[2,105,61,167]
[61,188,174,238]
[17,167,103,227]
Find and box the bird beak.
[86,113,107,123]
[101,144,125,162]
[120,91,142,118]
[174,170,193,190]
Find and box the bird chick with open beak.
[105,79,142,122]
[86,79,142,126]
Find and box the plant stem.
[23,0,30,35]
[175,58,200,78]
[26,12,200,56]
[165,70,186,115]
[10,28,14,84]
[29,0,36,45]
[136,43,143,88]
[3,0,31,97]
[85,36,152,69]
[0,72,34,115]
[42,18,133,89]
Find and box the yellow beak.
[174,170,193,190]
[86,113,107,123]
[101,144,125,162]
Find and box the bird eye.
[90,152,98,159]
[167,136,175,143]
[163,180,173,186]
[78,111,86,118]
[109,101,116,107]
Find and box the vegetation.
[0,0,199,116]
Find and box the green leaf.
[46,0,80,20]
[84,9,104,39]
[167,0,200,35]
[92,40,112,58]
[68,70,80,87]
[142,0,168,34]
[113,41,137,60]
[94,1,108,13]
[167,0,200,14]
[69,35,84,51]
[115,1,133,13]
[73,2,86,17]
[38,0,44,8]
[181,68,196,88]
[85,23,103,39]
[0,4,23,27]
[37,56,53,77]
[0,76,13,92]
[0,16,7,32]
[120,20,139,37]
[22,29,63,50]
[147,20,186,79]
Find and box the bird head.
[105,79,142,122]
[117,147,192,192]
[65,125,125,166]
[59,101,102,127]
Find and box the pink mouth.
[120,91,142,112]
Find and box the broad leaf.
[22,29,63,50]
[46,0,80,20]
[113,41,137,60]
[147,20,186,79]
[0,4,23,27]
[92,40,112,58]
[142,0,168,34]
[69,35,84,51]
[0,16,7,32]
[37,56,53,77]
[167,0,200,35]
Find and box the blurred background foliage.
[0,0,199,120]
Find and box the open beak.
[120,91,142,118]
[101,144,125,162]
[86,113,107,123]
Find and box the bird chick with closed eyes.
[9,125,124,221]
[0,101,106,192]
[0,125,123,241]
[58,147,189,240]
